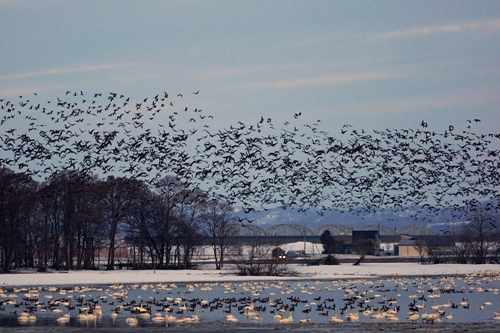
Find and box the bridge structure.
[223,223,435,246]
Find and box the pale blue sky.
[1,0,499,133]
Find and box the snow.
[1,262,499,287]
[280,241,324,254]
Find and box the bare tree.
[147,177,207,269]
[352,239,375,265]
[226,240,291,276]
[127,184,153,269]
[452,229,472,264]
[173,187,206,268]
[0,168,37,272]
[150,176,186,268]
[320,230,339,265]
[462,205,497,264]
[351,230,380,265]
[39,171,99,270]
[101,177,138,270]
[425,237,447,264]
[15,182,39,269]
[413,238,429,264]
[490,225,500,263]
[77,179,107,270]
[37,183,59,270]
[202,199,237,269]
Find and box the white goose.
[330,311,343,323]
[56,312,70,324]
[225,314,238,322]
[279,312,294,323]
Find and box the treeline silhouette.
[2,90,500,271]
[0,168,235,273]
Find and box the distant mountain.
[236,205,464,233]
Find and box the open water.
[1,273,499,332]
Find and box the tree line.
[2,164,499,274]
[413,206,500,265]
[0,167,237,273]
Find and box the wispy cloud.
[1,61,142,81]
[203,65,269,78]
[375,18,500,40]
[0,83,70,98]
[202,62,312,79]
[341,85,500,117]
[257,70,401,89]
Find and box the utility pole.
[303,223,306,254]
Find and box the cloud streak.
[0,84,70,98]
[341,85,500,118]
[1,61,142,81]
[257,70,402,89]
[375,18,500,41]
[203,65,269,78]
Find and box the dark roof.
[410,235,454,247]
[399,240,416,246]
[352,230,380,241]
[332,235,352,243]
[380,235,401,243]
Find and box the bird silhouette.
[1,89,500,224]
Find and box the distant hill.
[236,205,465,233]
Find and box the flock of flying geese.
[1,270,499,327]
[1,90,500,220]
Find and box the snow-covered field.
[1,262,499,287]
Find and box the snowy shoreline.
[1,262,499,287]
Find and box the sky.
[1,0,499,134]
